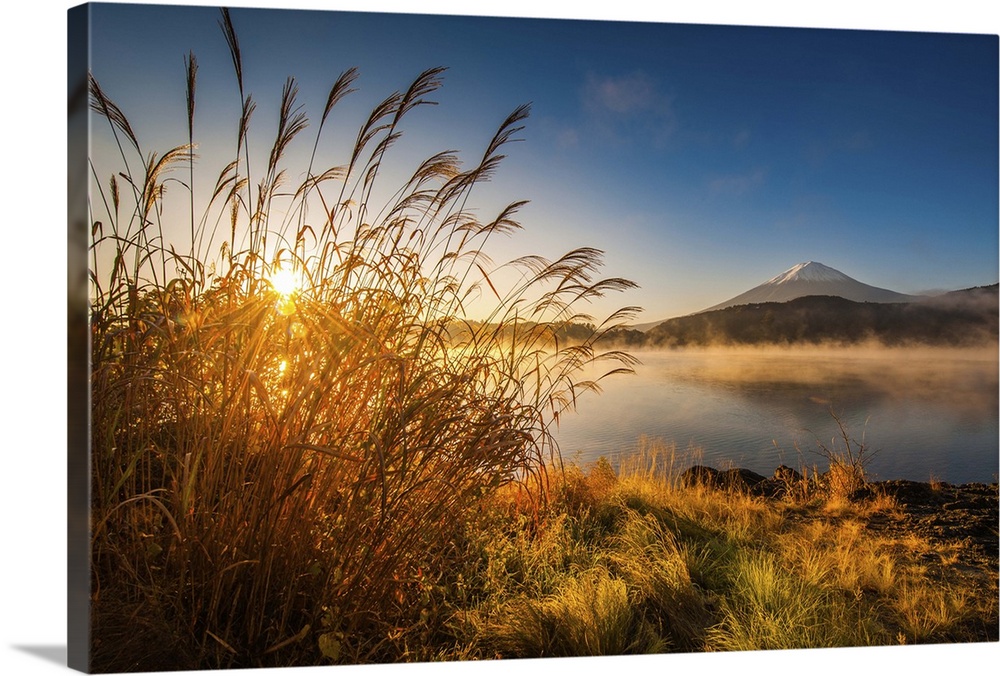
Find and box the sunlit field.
[85,9,997,673]
[87,9,638,671]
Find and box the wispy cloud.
[585,72,657,113]
[580,71,676,146]
[708,167,767,195]
[805,130,874,167]
[556,127,580,149]
[772,194,835,231]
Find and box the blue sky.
[85,1,998,324]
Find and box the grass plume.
[88,8,638,671]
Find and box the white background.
[2,1,997,675]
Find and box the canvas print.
[68,2,999,672]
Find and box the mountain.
[640,285,998,347]
[702,261,920,312]
[626,318,671,332]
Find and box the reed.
[87,8,637,670]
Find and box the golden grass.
[87,8,638,671]
[439,447,995,660]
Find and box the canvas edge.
[68,2,92,673]
[57,4,999,675]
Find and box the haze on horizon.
[85,2,999,323]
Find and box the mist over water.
[555,346,999,484]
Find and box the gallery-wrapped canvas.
[68,2,998,673]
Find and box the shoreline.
[677,463,999,578]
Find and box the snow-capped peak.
[701,261,919,312]
[766,261,853,285]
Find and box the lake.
[553,346,999,485]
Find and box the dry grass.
[87,8,637,671]
[440,444,995,659]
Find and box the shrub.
[812,411,880,501]
[87,9,637,670]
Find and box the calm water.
[553,347,999,485]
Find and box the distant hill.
[640,285,998,347]
[919,284,999,311]
[625,318,670,333]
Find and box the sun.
[269,267,301,297]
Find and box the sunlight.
[269,266,301,297]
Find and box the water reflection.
[555,347,999,484]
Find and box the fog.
[557,345,999,484]
[639,344,999,419]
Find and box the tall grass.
[706,550,879,651]
[470,567,668,658]
[87,9,638,671]
[444,443,994,659]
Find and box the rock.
[679,465,768,494]
[773,465,802,483]
[679,465,721,487]
[720,468,767,491]
[749,479,787,498]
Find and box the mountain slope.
[703,261,919,312]
[642,286,998,347]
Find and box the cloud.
[843,130,872,151]
[805,130,874,167]
[772,194,835,231]
[733,129,752,149]
[580,71,676,146]
[708,167,767,195]
[586,72,657,114]
[556,127,579,149]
